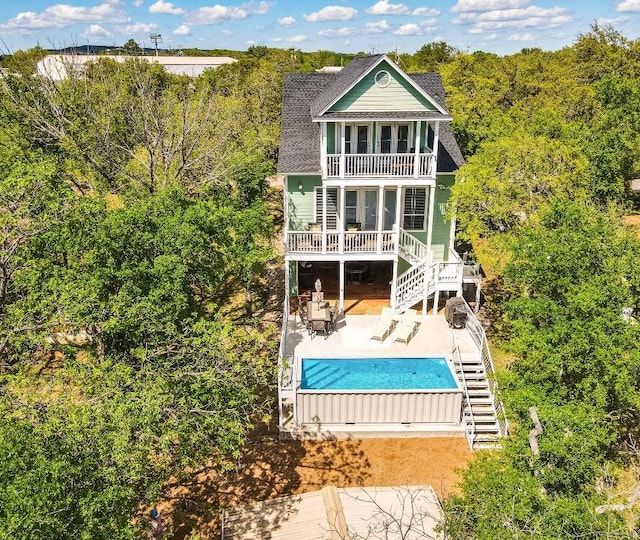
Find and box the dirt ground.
[163,433,474,539]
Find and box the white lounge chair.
[393,309,419,344]
[370,306,395,342]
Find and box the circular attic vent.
[374,70,391,88]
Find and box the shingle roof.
[310,54,383,118]
[277,59,464,175]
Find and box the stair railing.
[462,300,510,437]
[452,336,476,449]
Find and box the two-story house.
[277,55,506,449]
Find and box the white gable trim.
[315,54,448,117]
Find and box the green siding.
[431,175,455,261]
[287,175,321,230]
[329,60,438,113]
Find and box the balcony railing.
[286,230,396,255]
[326,153,436,178]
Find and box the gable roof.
[277,57,463,175]
[311,54,447,118]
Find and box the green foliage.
[122,39,142,56]
[452,134,589,240]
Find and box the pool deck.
[284,312,478,360]
[281,313,478,440]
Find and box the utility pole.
[150,33,162,56]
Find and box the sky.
[0,0,639,56]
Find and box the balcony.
[326,152,436,178]
[286,230,396,255]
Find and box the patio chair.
[310,319,328,340]
[299,304,312,335]
[329,300,339,332]
[392,309,419,344]
[370,306,395,342]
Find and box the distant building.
[36,54,237,80]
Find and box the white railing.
[452,339,476,449]
[326,153,436,178]
[394,263,432,312]
[397,227,428,263]
[278,298,298,428]
[286,230,396,254]
[461,300,509,438]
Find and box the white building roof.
[36,54,236,80]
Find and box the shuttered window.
[314,188,338,230]
[403,187,426,230]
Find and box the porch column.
[432,121,440,177]
[413,120,422,178]
[322,186,327,253]
[390,256,398,312]
[283,176,290,255]
[321,122,328,178]
[340,122,346,179]
[377,185,384,253]
[339,260,345,311]
[338,185,345,254]
[426,184,436,314]
[284,257,290,318]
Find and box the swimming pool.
[301,357,457,390]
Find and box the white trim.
[374,69,391,88]
[315,54,449,117]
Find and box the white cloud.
[186,1,273,25]
[173,24,190,35]
[133,0,143,6]
[318,27,357,37]
[122,21,157,33]
[0,2,129,33]
[221,29,233,35]
[366,0,410,15]
[459,6,572,33]
[303,6,357,22]
[420,18,437,31]
[617,0,640,11]
[451,0,528,12]
[149,0,184,15]
[394,23,422,35]
[82,23,112,38]
[508,32,534,41]
[278,16,295,27]
[413,7,440,16]
[286,35,307,42]
[364,20,390,33]
[474,6,569,21]
[270,37,282,42]
[597,15,629,24]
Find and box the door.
[364,190,377,231]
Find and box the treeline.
[0,51,293,538]
[2,26,640,537]
[438,25,640,538]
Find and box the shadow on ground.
[164,431,371,539]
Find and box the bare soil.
[163,434,473,538]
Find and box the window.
[315,188,338,230]
[384,190,397,230]
[397,125,409,153]
[403,188,426,230]
[345,190,357,225]
[380,125,392,154]
[344,125,352,154]
[357,125,368,154]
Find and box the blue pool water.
[301,357,456,390]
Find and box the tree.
[122,38,142,56]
